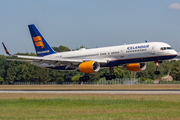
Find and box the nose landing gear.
[154,61,160,75]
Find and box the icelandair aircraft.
[2,24,178,81]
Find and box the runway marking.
[0,91,179,94]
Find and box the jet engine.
[124,63,146,72]
[79,61,100,73]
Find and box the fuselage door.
[120,47,126,58]
[151,45,156,55]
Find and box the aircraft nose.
[172,50,177,56]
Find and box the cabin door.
[151,45,156,55]
[120,47,126,58]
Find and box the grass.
[0,94,180,120]
[0,84,180,90]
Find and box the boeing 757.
[2,24,178,81]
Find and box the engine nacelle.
[124,63,146,72]
[79,61,100,73]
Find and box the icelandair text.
[127,45,149,50]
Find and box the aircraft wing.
[2,42,108,66]
[16,55,108,65]
[6,59,33,62]
[17,55,82,64]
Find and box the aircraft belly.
[101,55,177,67]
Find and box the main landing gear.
[154,61,160,75]
[106,75,116,80]
[79,75,90,81]
[79,67,117,81]
[105,67,116,80]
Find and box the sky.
[0,0,180,55]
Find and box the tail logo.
[33,36,45,49]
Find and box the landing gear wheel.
[106,76,109,80]
[154,61,160,75]
[85,76,90,80]
[154,71,160,75]
[109,75,112,80]
[79,76,90,81]
[105,67,116,80]
[79,77,83,81]
[112,75,116,79]
[105,75,116,80]
[83,76,87,81]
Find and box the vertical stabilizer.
[28,24,56,57]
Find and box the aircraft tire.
[79,77,83,81]
[83,76,87,81]
[106,76,109,80]
[109,75,112,80]
[112,75,116,79]
[85,76,90,80]
[154,71,160,75]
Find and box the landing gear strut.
[105,67,116,80]
[154,61,160,75]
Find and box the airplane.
[2,24,178,81]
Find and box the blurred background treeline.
[0,45,180,84]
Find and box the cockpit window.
[167,47,172,50]
[160,47,172,50]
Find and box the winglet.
[2,42,12,56]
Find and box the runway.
[0,90,180,94]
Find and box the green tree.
[114,66,131,78]
[5,61,18,84]
[52,45,70,52]
[170,61,180,80]
[16,52,37,56]
[0,55,7,79]
[49,70,64,83]
[0,77,4,84]
[71,74,81,82]
[64,71,79,82]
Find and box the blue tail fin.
[28,24,56,57]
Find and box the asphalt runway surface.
[0,90,180,94]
